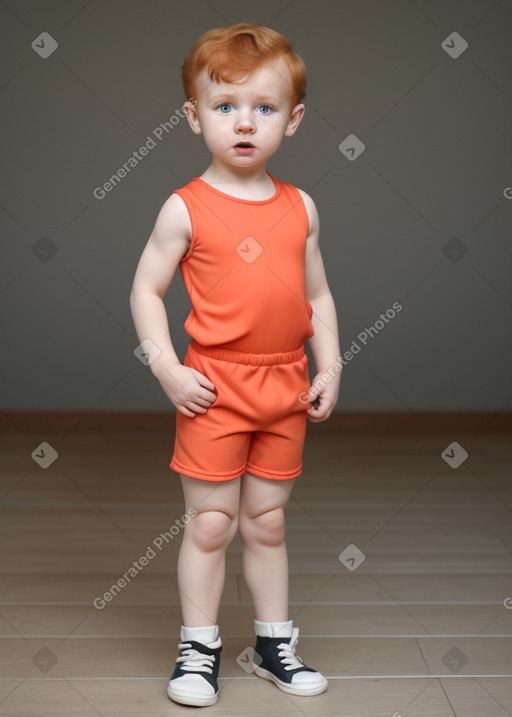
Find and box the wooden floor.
[1,415,511,716]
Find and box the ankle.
[181,624,220,644]
[254,619,293,638]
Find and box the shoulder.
[293,187,319,236]
[151,190,192,249]
[158,190,191,226]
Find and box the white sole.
[167,685,218,707]
[254,666,328,696]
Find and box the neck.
[201,158,270,186]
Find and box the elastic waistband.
[190,341,305,366]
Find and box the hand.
[156,364,217,417]
[306,373,340,423]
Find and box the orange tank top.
[173,173,314,354]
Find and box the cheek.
[263,115,289,135]
[203,117,230,139]
[201,124,224,146]
[262,120,287,147]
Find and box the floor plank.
[0,424,511,715]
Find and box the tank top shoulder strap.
[268,175,309,234]
[172,178,205,207]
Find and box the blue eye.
[218,103,232,113]
[258,105,272,114]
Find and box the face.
[184,56,305,170]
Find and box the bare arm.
[300,190,341,422]
[129,193,217,417]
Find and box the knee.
[188,510,238,552]
[239,507,286,547]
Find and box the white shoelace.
[177,642,216,674]
[275,628,306,671]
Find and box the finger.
[189,387,217,406]
[190,396,213,409]
[307,402,326,418]
[191,369,216,392]
[307,395,322,410]
[186,397,215,413]
[197,388,217,403]
[189,404,209,414]
[180,402,207,416]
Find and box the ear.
[284,103,305,137]
[183,99,202,135]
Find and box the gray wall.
[1,0,511,412]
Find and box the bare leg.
[177,474,240,626]
[238,472,295,622]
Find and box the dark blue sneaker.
[253,627,328,696]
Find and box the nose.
[234,108,255,134]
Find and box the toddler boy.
[130,23,340,707]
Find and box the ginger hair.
[181,23,307,108]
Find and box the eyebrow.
[209,94,281,105]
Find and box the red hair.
[181,23,307,107]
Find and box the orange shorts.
[169,341,311,482]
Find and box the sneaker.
[253,627,328,696]
[167,629,222,707]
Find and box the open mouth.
[235,142,254,148]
